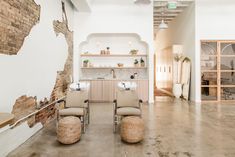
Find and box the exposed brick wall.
[35,104,56,125]
[11,96,37,128]
[9,1,73,127]
[0,0,40,55]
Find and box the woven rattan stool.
[57,116,81,144]
[120,116,144,143]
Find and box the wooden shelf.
[220,55,235,57]
[81,67,147,69]
[80,54,147,57]
[0,113,14,128]
[201,70,217,72]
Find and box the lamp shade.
[158,20,168,29]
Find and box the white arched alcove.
[78,33,149,80]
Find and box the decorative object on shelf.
[130,73,138,79]
[83,59,89,67]
[134,59,139,67]
[130,49,139,55]
[83,51,89,55]
[100,50,105,55]
[117,63,124,67]
[106,47,110,55]
[140,57,145,67]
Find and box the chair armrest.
[113,99,117,113]
[139,99,143,111]
[84,99,89,103]
[57,99,66,104]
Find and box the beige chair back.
[116,90,139,108]
[66,90,88,108]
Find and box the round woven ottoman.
[57,116,81,144]
[120,116,144,143]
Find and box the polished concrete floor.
[8,97,235,157]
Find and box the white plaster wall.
[155,3,195,100]
[0,0,74,156]
[73,0,154,102]
[0,0,74,112]
[195,0,235,102]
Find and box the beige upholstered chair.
[113,90,142,133]
[58,90,90,133]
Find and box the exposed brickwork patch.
[11,95,37,127]
[51,1,73,102]
[0,0,40,55]
[37,2,74,124]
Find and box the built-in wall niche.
[201,40,235,102]
[79,33,149,80]
[79,33,148,55]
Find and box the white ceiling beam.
[154,13,179,16]
[153,0,194,2]
[154,9,183,13]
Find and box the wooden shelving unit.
[80,54,147,57]
[201,40,235,102]
[81,67,147,69]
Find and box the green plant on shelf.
[140,57,145,67]
[83,59,89,67]
[83,59,89,63]
[134,59,139,67]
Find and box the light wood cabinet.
[102,80,115,102]
[83,80,149,103]
[90,80,103,102]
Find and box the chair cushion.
[59,108,85,116]
[116,107,141,116]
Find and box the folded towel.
[118,82,137,90]
[70,82,90,91]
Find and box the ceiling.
[154,0,194,30]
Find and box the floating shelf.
[80,54,147,57]
[81,67,147,69]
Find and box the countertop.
[79,78,149,81]
[0,113,14,128]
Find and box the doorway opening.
[153,0,195,100]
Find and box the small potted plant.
[140,57,145,67]
[83,59,89,67]
[134,59,139,67]
[106,47,110,55]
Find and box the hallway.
[8,101,235,157]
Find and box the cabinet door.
[79,81,91,100]
[90,80,103,102]
[102,80,114,102]
[137,80,149,102]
